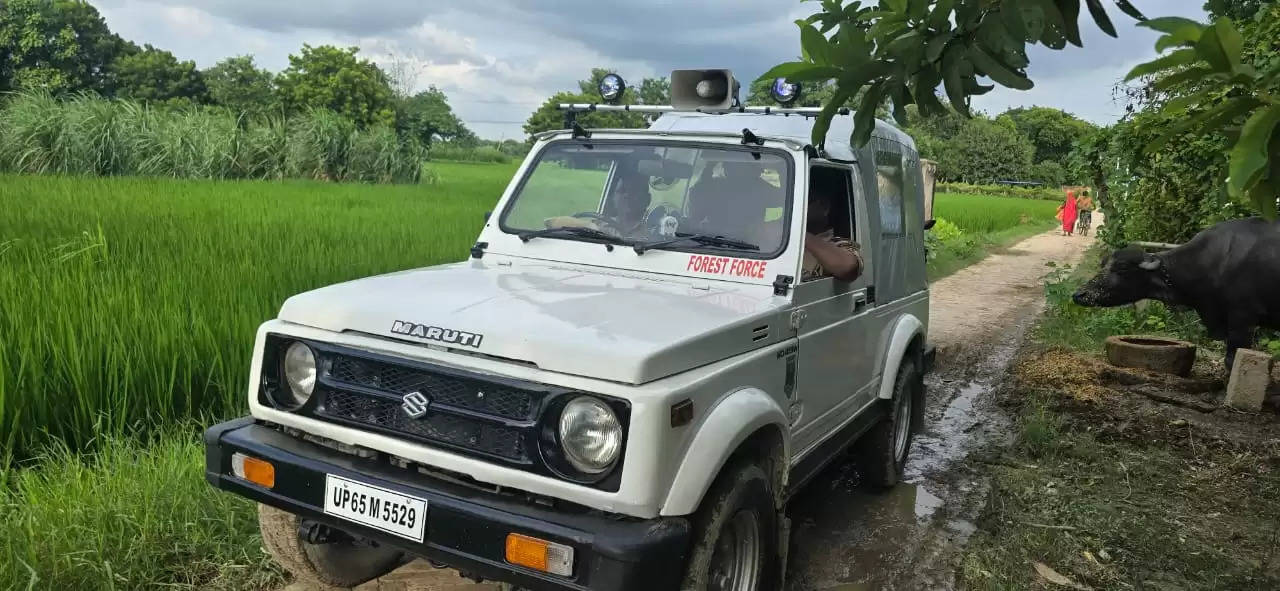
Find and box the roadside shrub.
[930,217,964,241]
[429,142,511,163]
[937,181,1060,200]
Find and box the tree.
[638,77,670,105]
[767,0,1277,219]
[524,69,650,136]
[1204,0,1266,21]
[396,87,473,147]
[0,0,133,94]
[525,91,651,136]
[934,116,1035,184]
[1029,160,1068,187]
[111,45,208,104]
[1001,107,1095,164]
[204,55,277,117]
[276,44,395,128]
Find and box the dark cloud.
[187,0,442,35]
[446,0,810,82]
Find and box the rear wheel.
[857,351,922,488]
[680,461,779,591]
[258,504,406,588]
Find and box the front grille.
[261,335,629,491]
[319,389,527,461]
[327,354,535,421]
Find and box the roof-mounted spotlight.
[770,78,802,106]
[599,73,626,104]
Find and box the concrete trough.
[1105,335,1197,377]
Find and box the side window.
[801,165,856,283]
[876,150,904,236]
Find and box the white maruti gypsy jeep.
[204,70,934,591]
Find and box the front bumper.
[204,418,690,591]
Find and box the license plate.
[323,474,427,542]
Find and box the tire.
[856,351,922,489]
[258,504,407,588]
[680,461,779,591]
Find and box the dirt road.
[288,226,1097,591]
[784,225,1097,590]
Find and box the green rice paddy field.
[0,164,1063,589]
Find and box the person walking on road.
[1058,190,1079,237]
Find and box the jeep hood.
[277,261,785,384]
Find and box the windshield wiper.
[518,226,629,249]
[633,233,760,255]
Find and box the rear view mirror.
[923,219,936,231]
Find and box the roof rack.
[557,103,851,117]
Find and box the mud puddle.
[784,315,1035,590]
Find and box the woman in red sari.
[1060,190,1079,236]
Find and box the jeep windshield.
[500,141,792,257]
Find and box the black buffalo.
[1073,217,1280,367]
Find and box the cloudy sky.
[94,0,1207,140]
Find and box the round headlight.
[558,396,623,474]
[598,73,626,103]
[281,342,317,407]
[770,77,802,105]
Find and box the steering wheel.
[644,204,686,236]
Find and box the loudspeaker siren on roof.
[670,69,738,111]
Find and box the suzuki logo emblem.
[401,391,430,419]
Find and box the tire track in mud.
[784,227,1096,590]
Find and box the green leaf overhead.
[1139,16,1205,35]
[1194,21,1233,72]
[1124,48,1199,81]
[758,62,844,83]
[968,44,1034,90]
[1111,0,1146,21]
[1229,106,1280,196]
[1000,4,1028,41]
[1054,0,1084,47]
[1084,0,1116,37]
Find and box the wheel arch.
[660,388,789,516]
[877,314,926,400]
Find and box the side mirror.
[484,211,492,222]
[923,219,936,231]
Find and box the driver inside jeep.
[801,187,863,282]
[543,172,653,238]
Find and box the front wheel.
[258,504,406,588]
[856,351,923,488]
[680,461,779,591]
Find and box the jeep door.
[789,163,879,457]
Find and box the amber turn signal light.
[231,452,275,489]
[504,533,574,577]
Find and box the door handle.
[854,293,868,311]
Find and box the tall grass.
[934,192,1062,233]
[428,143,512,163]
[0,165,507,458]
[0,430,283,590]
[0,92,425,183]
